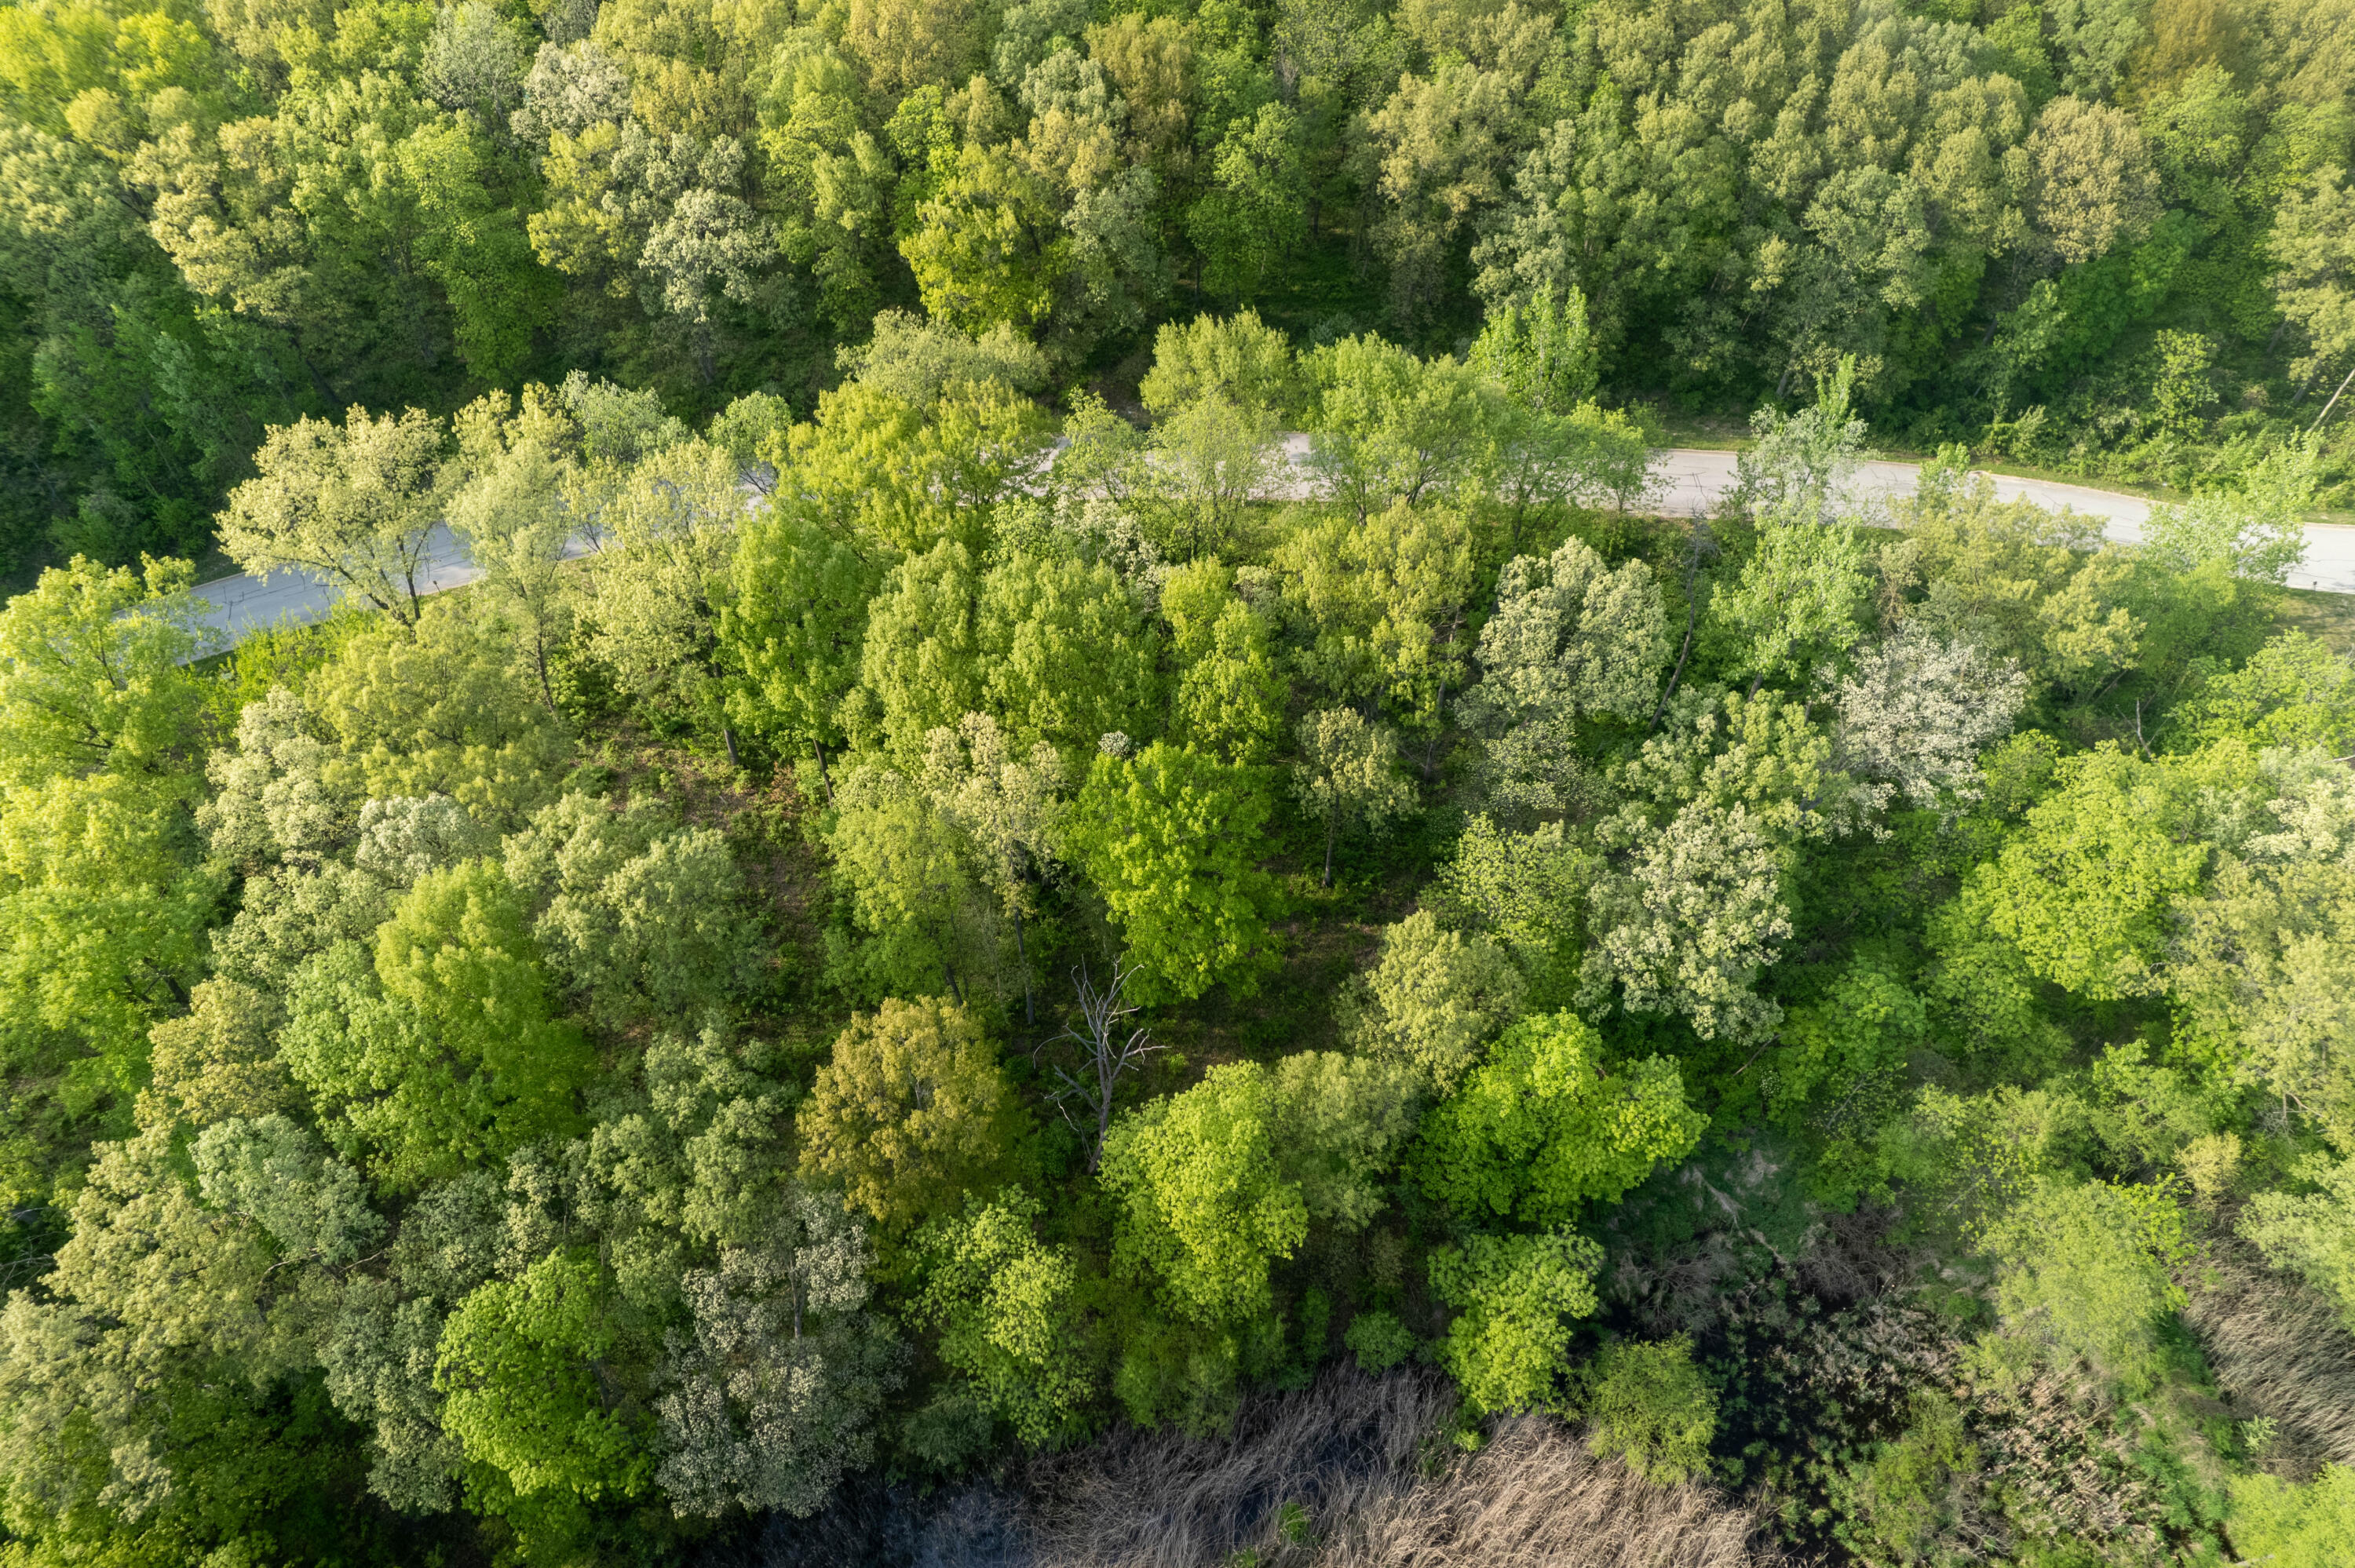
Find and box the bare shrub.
[2183,1238,2355,1475]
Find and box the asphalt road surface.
[185,447,2355,649]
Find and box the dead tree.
[1033,959,1162,1173]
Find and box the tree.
[1035,957,1163,1173]
[577,438,743,746]
[1468,286,1597,414]
[721,500,886,795]
[434,1251,651,1508]
[1141,395,1283,563]
[307,598,572,823]
[798,997,1020,1231]
[1961,747,2207,1001]
[1586,799,1795,1045]
[0,554,206,787]
[1344,910,1528,1094]
[1188,108,1309,301]
[1427,1229,1603,1417]
[1834,629,2028,813]
[2270,164,2355,395]
[1981,1176,2191,1394]
[911,1190,1093,1447]
[1464,535,1667,732]
[1275,501,1479,740]
[1302,336,1492,520]
[1714,504,1869,695]
[282,859,593,1184]
[977,552,1163,757]
[1728,358,1874,523]
[503,793,754,1025]
[1068,741,1279,1004]
[217,407,453,625]
[2228,1464,2355,1568]
[447,385,581,714]
[823,759,1000,1001]
[1428,813,1594,1003]
[784,377,1054,556]
[1414,1012,1704,1227]
[2170,632,2355,757]
[1291,708,1416,886]
[2140,437,2320,585]
[920,713,1067,1023]
[844,0,979,97]
[653,1190,899,1518]
[2242,1154,2355,1332]
[2022,95,2160,265]
[1137,309,1298,419]
[1161,558,1284,765]
[1100,1062,1309,1326]
[859,540,985,759]
[1582,1336,1718,1487]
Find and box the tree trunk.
[2312,363,2355,433]
[1651,566,1703,731]
[1014,908,1033,1026]
[1322,815,1338,888]
[812,738,834,804]
[721,722,740,771]
[942,961,965,1007]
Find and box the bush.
[1581,1335,1718,1487]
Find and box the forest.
[2,0,2354,578]
[6,0,2355,1564]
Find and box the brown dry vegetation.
[2185,1238,2355,1477]
[722,1369,1787,1568]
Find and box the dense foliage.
[4,0,2355,582]
[0,287,2350,1565]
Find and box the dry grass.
[718,1369,1787,1568]
[1024,1368,1785,1568]
[2183,1238,2355,1478]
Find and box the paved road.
[186,447,2355,648]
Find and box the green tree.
[504,792,754,1026]
[977,551,1162,757]
[1291,707,1416,886]
[577,438,743,746]
[1161,558,1283,765]
[1343,910,1528,1095]
[217,407,454,625]
[447,385,582,715]
[1137,309,1298,419]
[435,1251,650,1508]
[912,1190,1094,1447]
[283,859,593,1184]
[797,997,1020,1231]
[1068,740,1279,1004]
[653,1190,899,1518]
[1714,505,1869,695]
[859,539,985,759]
[307,597,572,823]
[823,758,1001,1001]
[1414,1012,1704,1227]
[1468,286,1597,414]
[1302,336,1492,521]
[721,499,886,796]
[1427,1229,1603,1417]
[1100,1061,1307,1325]
[1582,1335,1718,1487]
[0,553,206,786]
[920,713,1068,1023]
[1961,747,2208,1001]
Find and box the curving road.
[184,447,2355,649]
